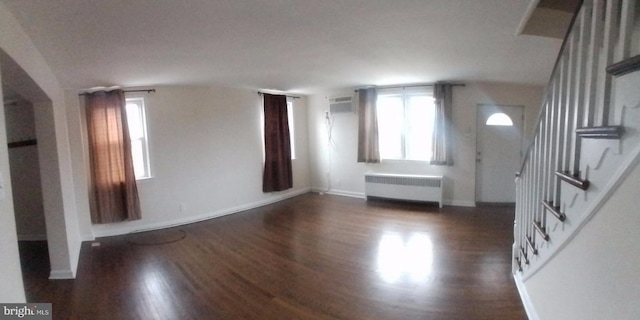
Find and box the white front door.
[475,104,524,203]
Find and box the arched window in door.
[486,113,514,126]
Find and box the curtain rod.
[354,83,465,92]
[257,91,301,99]
[78,89,156,96]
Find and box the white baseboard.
[443,200,476,207]
[324,189,365,199]
[92,188,311,238]
[311,187,365,199]
[312,187,476,207]
[514,272,540,320]
[310,187,328,194]
[49,269,75,280]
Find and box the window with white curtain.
[125,97,151,179]
[376,88,435,161]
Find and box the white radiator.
[364,173,443,208]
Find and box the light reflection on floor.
[376,232,434,284]
[137,262,179,318]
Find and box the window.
[376,88,436,161]
[125,97,151,179]
[287,100,296,160]
[486,113,514,126]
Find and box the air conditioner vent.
[329,96,353,114]
[334,97,352,103]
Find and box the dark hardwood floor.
[19,193,527,319]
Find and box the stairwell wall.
[522,158,640,319]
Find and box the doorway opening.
[1,48,61,297]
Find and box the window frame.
[287,99,296,160]
[125,97,152,180]
[376,87,435,162]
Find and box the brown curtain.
[357,88,380,163]
[262,93,293,192]
[431,83,454,165]
[85,90,141,223]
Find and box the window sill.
[135,176,154,182]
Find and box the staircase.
[514,0,640,282]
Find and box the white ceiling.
[2,0,563,94]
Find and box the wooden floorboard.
[19,193,527,319]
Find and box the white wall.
[0,72,26,302]
[66,86,311,237]
[308,82,544,205]
[522,159,640,319]
[0,2,82,280]
[5,102,46,240]
[65,91,93,241]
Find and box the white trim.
[310,187,326,193]
[125,97,152,179]
[287,100,296,160]
[311,187,366,199]
[70,238,81,278]
[312,187,476,207]
[92,188,311,238]
[443,200,476,207]
[514,271,540,320]
[49,270,75,280]
[326,189,366,199]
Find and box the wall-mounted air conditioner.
[329,96,353,114]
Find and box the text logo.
[0,304,51,320]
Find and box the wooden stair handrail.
[576,126,624,139]
[533,221,550,241]
[555,171,590,190]
[542,200,566,222]
[607,54,640,77]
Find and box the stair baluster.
[514,0,638,278]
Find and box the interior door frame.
[475,104,525,204]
